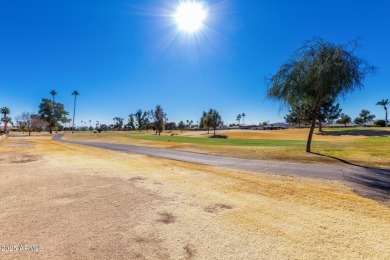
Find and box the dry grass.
[181,128,372,141]
[0,135,390,259]
[157,128,390,141]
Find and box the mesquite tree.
[267,38,375,152]
[153,105,166,136]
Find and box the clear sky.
[1,0,389,126]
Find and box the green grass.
[127,135,326,147]
[356,136,390,146]
[314,136,390,163]
[322,127,388,132]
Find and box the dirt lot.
[1,135,390,259]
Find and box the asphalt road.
[54,134,390,205]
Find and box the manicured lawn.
[127,134,326,146]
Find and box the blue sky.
[1,0,389,126]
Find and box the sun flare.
[174,1,208,33]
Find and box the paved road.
[53,134,390,205]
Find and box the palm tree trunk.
[306,102,321,153]
[386,108,388,127]
[52,95,56,134]
[319,120,323,132]
[72,95,77,134]
[4,116,7,133]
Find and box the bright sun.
[174,1,208,33]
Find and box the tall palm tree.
[376,99,389,127]
[236,114,241,125]
[50,90,57,103]
[1,107,11,133]
[241,113,246,125]
[72,90,79,133]
[49,90,57,131]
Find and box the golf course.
[1,0,390,259]
[1,128,389,259]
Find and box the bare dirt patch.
[157,213,176,224]
[184,244,196,259]
[129,176,148,182]
[9,154,40,164]
[205,203,234,213]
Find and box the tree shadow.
[311,151,390,205]
[346,170,390,205]
[310,152,390,172]
[316,129,390,137]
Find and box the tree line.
[109,107,224,136]
[2,89,225,136]
[284,101,388,128]
[0,90,78,135]
[109,105,166,135]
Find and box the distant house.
[249,125,264,130]
[238,125,252,130]
[325,120,378,128]
[0,126,18,132]
[262,123,288,130]
[326,123,358,128]
[364,121,376,127]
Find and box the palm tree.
[72,90,79,133]
[236,114,241,125]
[1,107,11,133]
[267,38,375,152]
[50,90,57,131]
[241,113,246,125]
[376,99,389,127]
[50,90,57,103]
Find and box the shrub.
[375,120,386,127]
[209,134,228,139]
